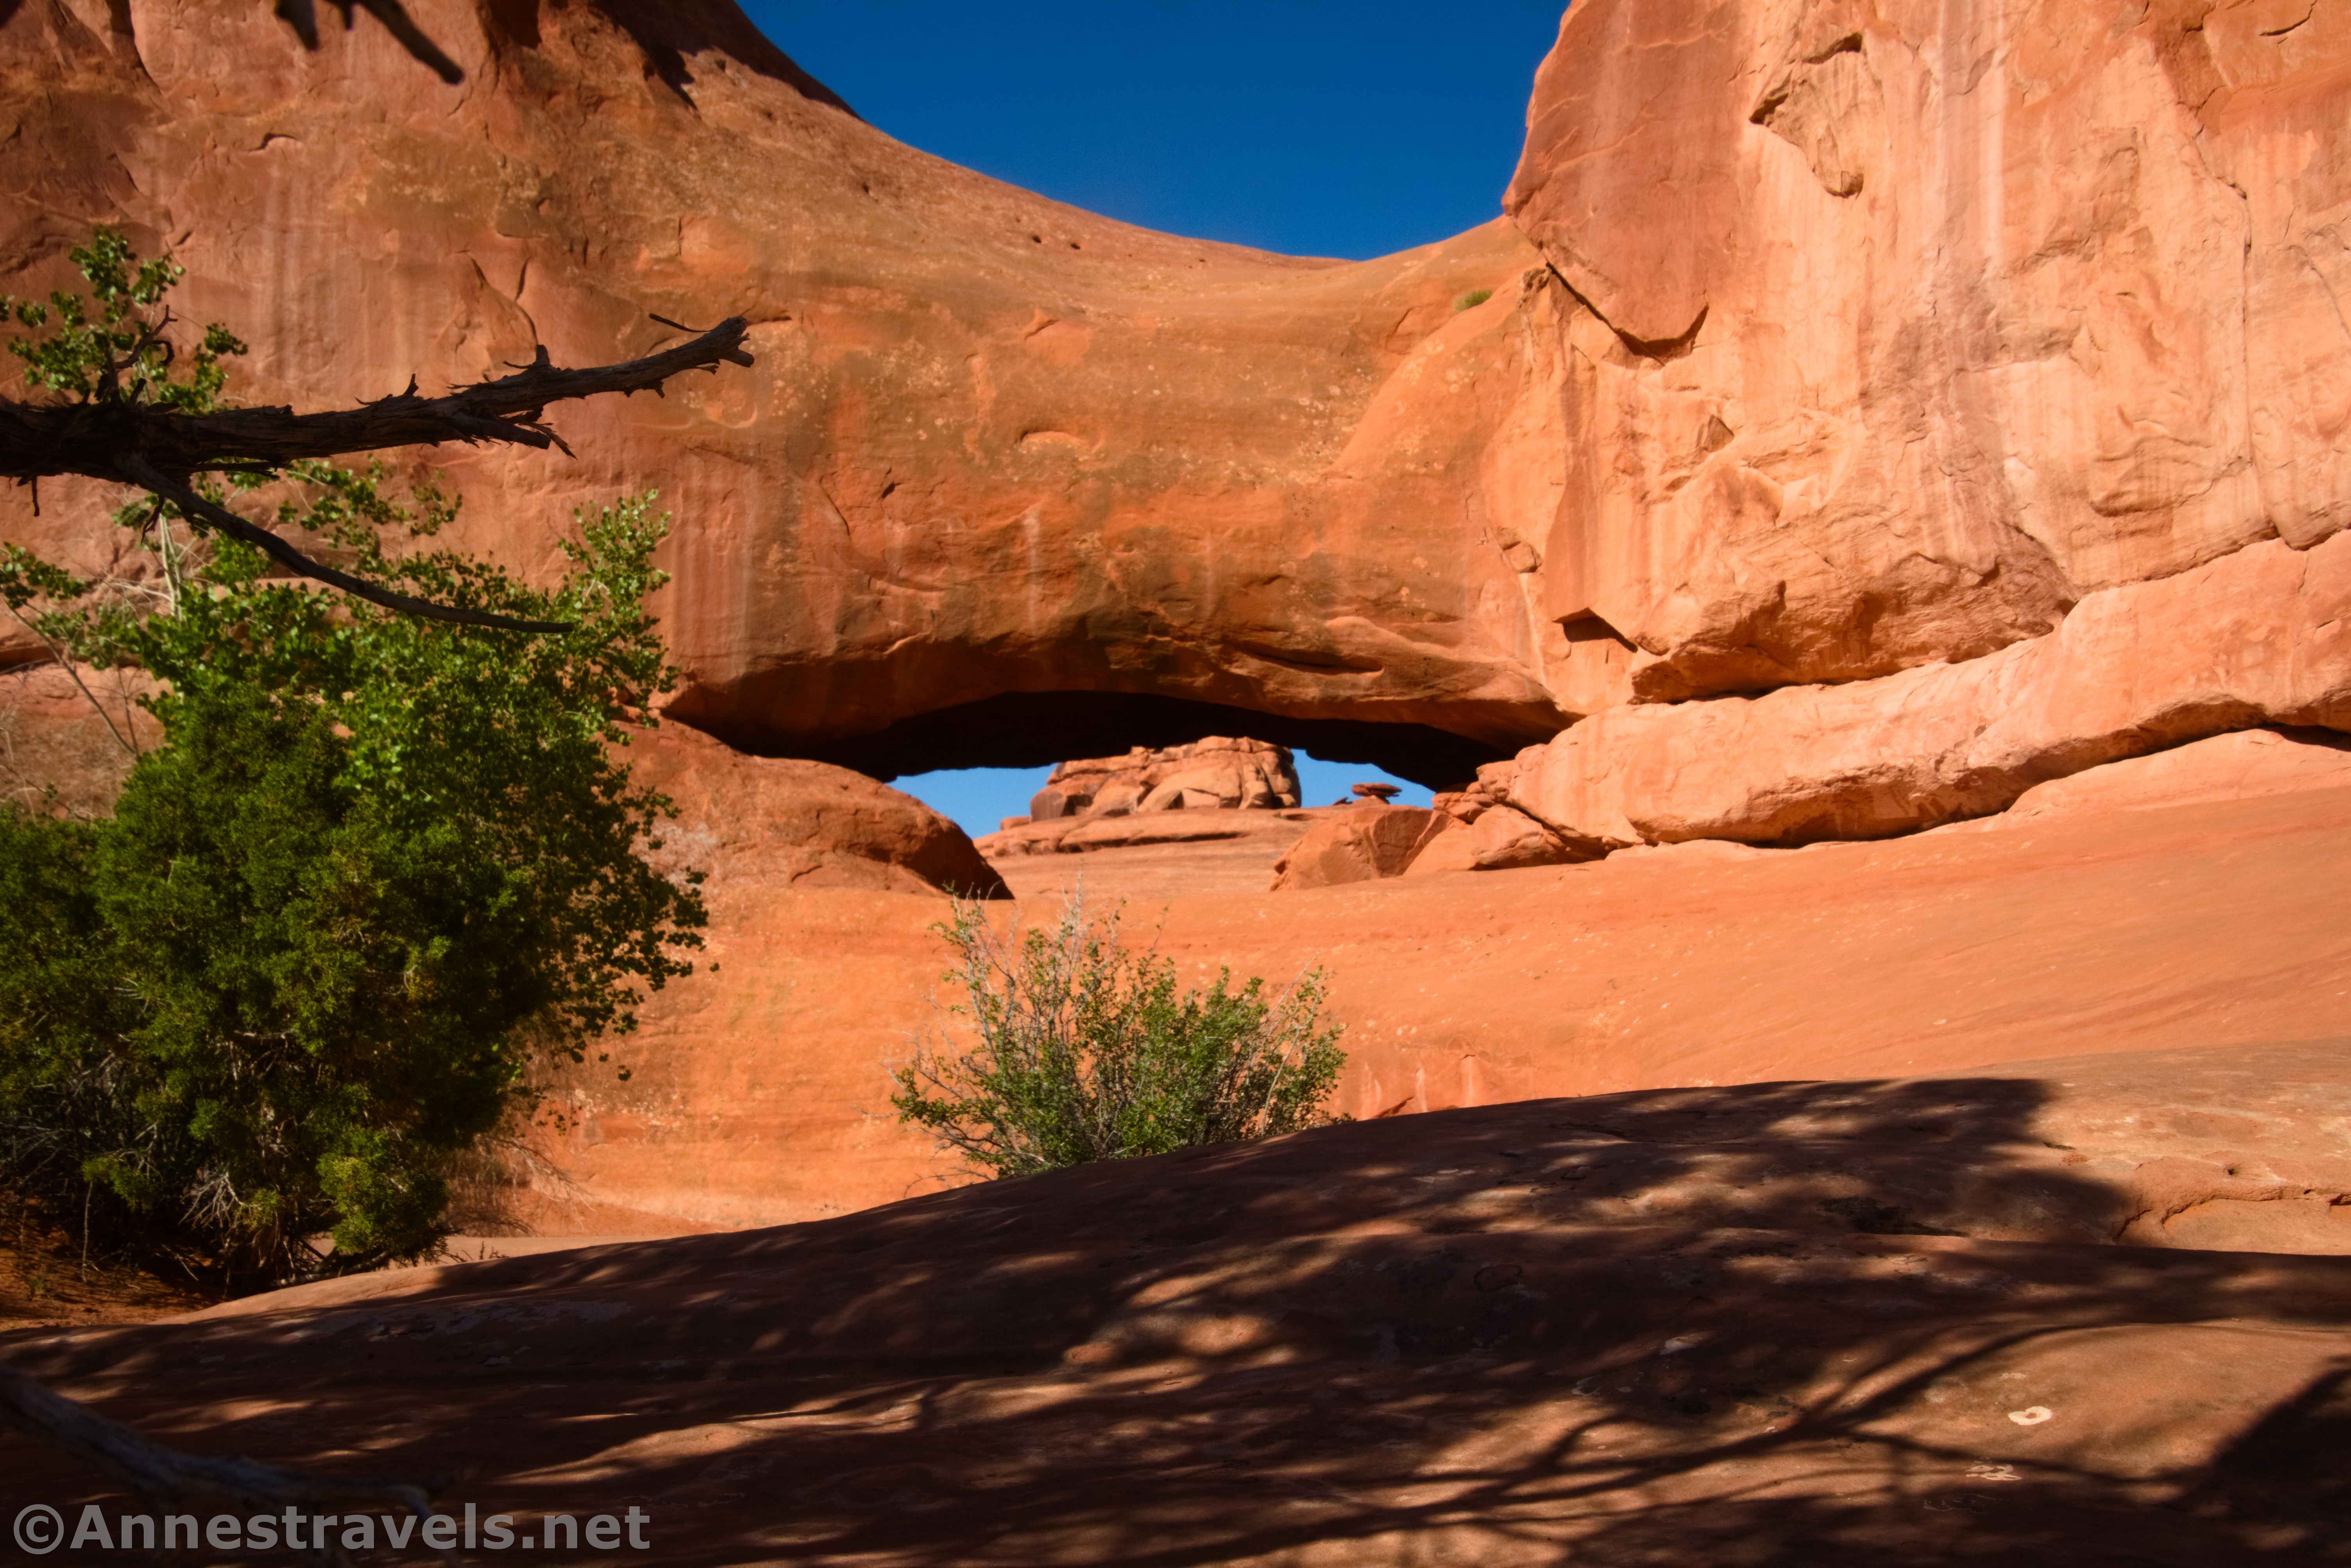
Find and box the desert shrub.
[892,893,1346,1179]
[1455,287,1495,311]
[0,233,705,1282]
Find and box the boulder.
[986,737,1304,857]
[1503,532,2351,848]
[1027,785,1090,822]
[2000,727,2351,824]
[619,723,1009,899]
[1047,738,1301,816]
[1397,816,1479,877]
[1269,804,1433,890]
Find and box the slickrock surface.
[1995,725,2351,826]
[524,778,2351,1229]
[5,1042,2346,1566]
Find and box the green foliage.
[1455,288,1495,312]
[892,894,1347,1180]
[2,227,245,410]
[0,233,705,1280]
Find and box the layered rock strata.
[1502,532,2351,849]
[1024,736,1300,823]
[0,0,1562,784]
[981,736,1304,861]
[5,0,2351,854]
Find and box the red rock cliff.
[1487,0,2351,846]
[4,0,2348,838]
[0,0,1558,786]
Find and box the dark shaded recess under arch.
[692,691,1515,790]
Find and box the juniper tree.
[0,222,749,1541]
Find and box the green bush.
[1455,288,1495,311]
[892,894,1346,1180]
[0,233,705,1282]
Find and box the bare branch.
[118,456,570,635]
[0,318,753,631]
[0,612,141,759]
[0,318,755,483]
[1,1359,456,1567]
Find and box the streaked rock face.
[1481,0,2351,851]
[1505,0,2351,706]
[4,0,2350,848]
[0,0,1564,785]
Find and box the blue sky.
[733,2,1566,833]
[743,2,1567,262]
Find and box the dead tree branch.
[1,1360,456,1566]
[116,455,572,634]
[0,317,753,482]
[1,317,755,633]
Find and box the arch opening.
[691,690,1515,791]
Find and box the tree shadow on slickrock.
[4,1052,2348,1565]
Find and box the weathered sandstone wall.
[0,0,1565,784]
[1482,0,2351,847]
[4,0,2349,847]
[1509,0,2351,702]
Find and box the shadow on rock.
[4,1052,2348,1564]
